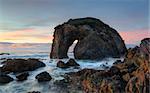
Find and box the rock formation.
[16,72,29,81]
[54,38,150,93]
[50,17,127,59]
[1,58,45,73]
[57,58,80,68]
[35,71,52,82]
[0,73,14,84]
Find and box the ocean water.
[0,43,133,93]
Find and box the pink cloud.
[119,29,150,44]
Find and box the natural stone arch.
[50,17,127,59]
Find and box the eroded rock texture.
[50,17,127,59]
[54,38,150,93]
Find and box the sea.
[0,43,136,93]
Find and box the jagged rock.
[0,73,13,84]
[113,60,123,65]
[140,38,150,55]
[57,61,67,68]
[35,71,52,82]
[54,38,150,93]
[16,72,29,81]
[27,91,41,93]
[50,17,127,59]
[57,59,79,68]
[1,58,45,73]
[66,58,79,66]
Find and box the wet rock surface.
[35,71,52,82]
[50,17,127,59]
[57,59,79,68]
[16,72,29,81]
[54,38,150,93]
[1,58,46,73]
[0,73,14,84]
[27,91,41,93]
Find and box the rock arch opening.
[67,40,78,58]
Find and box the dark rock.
[1,58,45,73]
[57,59,80,68]
[35,71,52,82]
[66,58,79,66]
[16,72,29,81]
[140,38,150,55]
[109,66,120,75]
[50,17,127,59]
[27,91,41,93]
[0,53,10,55]
[57,61,67,68]
[0,58,6,60]
[100,64,109,69]
[54,38,150,93]
[113,60,123,65]
[0,73,13,84]
[127,63,138,73]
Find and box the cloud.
[119,28,149,44]
[0,28,53,43]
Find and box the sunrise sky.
[0,0,149,44]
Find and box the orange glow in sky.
[0,28,149,44]
[0,29,53,43]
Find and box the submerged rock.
[50,17,127,59]
[1,58,45,73]
[57,61,67,68]
[28,91,41,93]
[0,53,10,55]
[66,58,80,67]
[57,59,79,68]
[0,73,13,84]
[35,71,52,82]
[16,72,29,81]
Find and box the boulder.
[28,91,41,93]
[57,61,67,68]
[0,73,13,84]
[35,71,52,82]
[50,17,127,59]
[16,72,29,81]
[57,59,79,68]
[66,58,79,66]
[1,58,45,73]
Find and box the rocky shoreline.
[0,17,149,93]
[0,38,149,93]
[54,38,150,93]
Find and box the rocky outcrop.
[50,17,127,59]
[1,58,45,73]
[54,38,150,93]
[27,91,41,93]
[0,53,10,55]
[0,73,14,84]
[57,59,79,68]
[16,72,29,81]
[35,71,52,82]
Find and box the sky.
[0,0,149,44]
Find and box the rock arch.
[50,17,127,59]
